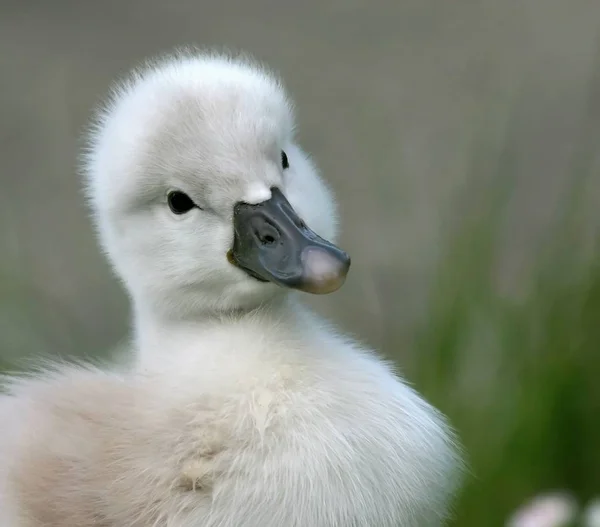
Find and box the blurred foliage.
[0,268,96,373]
[406,49,600,525]
[411,157,600,525]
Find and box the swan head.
[83,51,350,316]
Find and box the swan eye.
[167,191,196,215]
[281,150,289,170]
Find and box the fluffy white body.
[0,50,462,526]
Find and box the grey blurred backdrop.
[2,1,600,525]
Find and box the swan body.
[0,51,462,527]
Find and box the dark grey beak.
[227,188,351,294]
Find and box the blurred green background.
[1,1,599,525]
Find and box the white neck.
[131,292,316,369]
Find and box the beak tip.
[299,247,351,295]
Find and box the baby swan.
[0,51,462,526]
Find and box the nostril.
[262,234,276,245]
[253,227,279,246]
[250,217,280,246]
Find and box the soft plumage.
[0,50,462,527]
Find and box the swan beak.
[228,188,351,294]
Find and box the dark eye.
[281,150,289,169]
[167,191,196,215]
